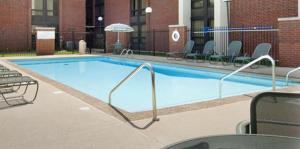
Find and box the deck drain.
[53,91,64,94]
[79,107,91,111]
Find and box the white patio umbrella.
[104,23,134,43]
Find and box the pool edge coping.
[3,56,300,122]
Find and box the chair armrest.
[236,120,250,134]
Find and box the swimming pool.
[12,56,295,112]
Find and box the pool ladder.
[120,49,133,56]
[108,63,159,121]
[286,67,300,86]
[219,55,276,98]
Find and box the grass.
[0,50,79,57]
[55,50,79,55]
[132,50,167,57]
[0,52,36,57]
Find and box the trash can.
[79,40,87,54]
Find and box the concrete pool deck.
[0,54,299,149]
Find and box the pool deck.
[0,54,299,149]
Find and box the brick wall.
[278,19,300,67]
[104,0,178,52]
[230,0,298,61]
[59,0,86,43]
[169,26,187,52]
[147,0,178,52]
[0,0,31,51]
[231,0,298,27]
[104,0,130,52]
[148,0,178,31]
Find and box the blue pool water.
[12,56,296,112]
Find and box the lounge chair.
[0,76,39,105]
[0,70,22,78]
[0,66,9,71]
[185,40,215,62]
[234,43,271,67]
[236,92,300,138]
[209,41,242,65]
[113,42,123,54]
[166,40,195,60]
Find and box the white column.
[178,0,191,29]
[214,0,229,54]
[214,0,228,27]
[298,0,300,17]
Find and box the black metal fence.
[201,26,279,60]
[53,29,106,53]
[128,30,169,56]
[128,26,279,60]
[0,25,279,59]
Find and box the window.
[47,0,54,16]
[191,0,214,50]
[32,0,58,16]
[140,0,146,15]
[131,0,139,16]
[130,0,147,51]
[32,0,43,16]
[209,19,214,28]
[192,20,204,37]
[192,0,204,9]
[131,0,146,16]
[209,0,214,7]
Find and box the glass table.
[164,134,300,149]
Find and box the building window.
[131,0,139,16]
[209,19,214,28]
[32,0,58,17]
[209,0,214,7]
[192,0,204,9]
[191,0,214,50]
[192,20,204,37]
[131,0,146,16]
[47,0,54,16]
[31,0,59,28]
[130,0,147,51]
[32,0,43,16]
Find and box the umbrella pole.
[117,32,120,43]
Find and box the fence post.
[153,29,156,56]
[1,30,4,57]
[72,30,75,53]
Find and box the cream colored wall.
[214,0,229,53]
[214,0,228,27]
[178,0,191,29]
[298,0,300,17]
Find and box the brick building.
[0,0,86,51]
[0,0,299,66]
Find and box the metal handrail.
[286,67,300,86]
[125,49,133,56]
[109,63,158,121]
[120,49,127,55]
[219,55,276,98]
[120,49,133,56]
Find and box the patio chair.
[0,70,22,78]
[166,40,195,60]
[185,40,215,62]
[209,41,242,65]
[0,66,9,71]
[236,92,300,138]
[0,76,39,106]
[233,43,271,67]
[113,42,123,54]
